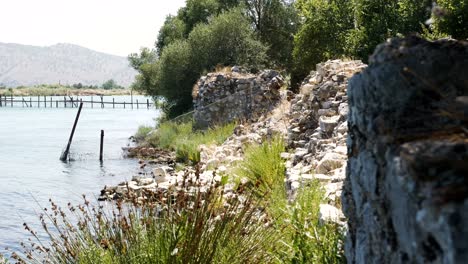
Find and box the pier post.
[91,96,93,108]
[64,96,66,108]
[147,99,149,109]
[113,98,115,108]
[11,94,13,107]
[30,97,32,107]
[101,96,104,108]
[60,102,84,161]
[100,130,104,162]
[137,99,139,109]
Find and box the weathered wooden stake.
[137,99,139,109]
[147,99,149,109]
[10,94,12,107]
[60,102,84,162]
[91,96,94,108]
[99,130,104,162]
[113,98,115,108]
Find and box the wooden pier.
[0,95,154,109]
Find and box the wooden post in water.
[147,99,149,109]
[56,100,58,108]
[44,96,46,108]
[101,96,104,108]
[91,96,94,108]
[0,95,2,107]
[60,102,84,162]
[10,94,13,107]
[99,130,104,162]
[50,97,52,108]
[137,99,139,109]
[113,98,115,108]
[29,97,32,107]
[124,101,126,109]
[64,96,67,108]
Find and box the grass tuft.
[146,121,236,164]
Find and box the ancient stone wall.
[343,37,468,263]
[285,60,366,217]
[193,69,283,128]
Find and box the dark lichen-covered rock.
[343,36,468,264]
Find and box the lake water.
[0,95,159,255]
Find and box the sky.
[0,0,186,56]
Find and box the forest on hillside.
[128,0,467,118]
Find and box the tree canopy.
[129,0,467,117]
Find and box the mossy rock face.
[343,36,468,264]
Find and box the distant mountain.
[0,42,137,87]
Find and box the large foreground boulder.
[343,36,468,263]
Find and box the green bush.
[278,183,345,263]
[134,125,153,142]
[146,121,235,164]
[237,136,286,198]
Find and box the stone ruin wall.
[193,69,284,128]
[343,37,468,264]
[190,36,468,264]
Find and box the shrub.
[146,121,235,164]
[278,183,345,263]
[134,125,153,142]
[16,175,276,263]
[237,136,286,199]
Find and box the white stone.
[316,152,346,174]
[319,115,341,134]
[153,167,167,178]
[335,121,348,133]
[319,204,345,223]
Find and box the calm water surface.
[0,96,159,255]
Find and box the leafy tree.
[179,0,220,35]
[188,8,268,72]
[245,0,299,68]
[102,79,122,90]
[72,83,83,89]
[344,0,432,60]
[156,15,187,55]
[292,0,353,87]
[431,0,468,39]
[131,9,268,118]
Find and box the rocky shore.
[99,59,366,226]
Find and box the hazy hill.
[0,42,137,87]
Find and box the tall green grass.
[15,176,276,264]
[236,136,286,201]
[236,137,345,263]
[145,121,236,164]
